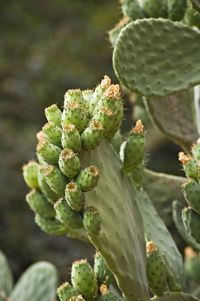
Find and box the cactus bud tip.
[146,241,157,254]
[178,152,191,164]
[131,120,144,134]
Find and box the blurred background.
[0,0,181,282]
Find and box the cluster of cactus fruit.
[21,0,200,300]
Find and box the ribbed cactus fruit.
[26,190,55,218]
[146,241,168,296]
[65,182,84,211]
[76,166,100,192]
[35,214,67,236]
[10,262,58,301]
[62,124,82,152]
[59,148,81,178]
[113,19,200,97]
[45,104,62,127]
[22,161,40,190]
[83,206,101,236]
[42,121,62,146]
[71,259,98,300]
[36,140,61,165]
[94,252,115,286]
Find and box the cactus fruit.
[35,214,67,236]
[38,166,58,203]
[22,161,40,190]
[42,121,62,146]
[179,152,199,181]
[83,207,101,236]
[57,282,79,301]
[94,252,115,286]
[45,104,62,127]
[59,148,81,178]
[65,182,84,211]
[76,166,100,192]
[61,124,82,153]
[71,259,98,300]
[36,140,61,165]
[26,190,55,218]
[182,179,200,214]
[44,165,67,197]
[146,241,168,296]
[81,120,104,150]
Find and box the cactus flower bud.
[59,149,81,178]
[61,124,82,153]
[45,104,62,127]
[71,259,98,299]
[26,190,55,218]
[22,161,39,190]
[94,252,115,285]
[57,282,79,301]
[81,120,104,150]
[42,121,62,146]
[76,165,100,192]
[54,198,83,229]
[83,206,101,236]
[36,141,61,165]
[44,165,67,197]
[35,214,67,236]
[64,89,89,111]
[38,165,58,203]
[65,182,84,211]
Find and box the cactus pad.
[0,251,13,301]
[154,292,199,301]
[113,19,200,96]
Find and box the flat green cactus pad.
[10,262,58,301]
[136,190,183,289]
[173,201,200,252]
[113,19,200,96]
[0,251,13,301]
[153,292,199,301]
[145,89,198,151]
[81,140,149,301]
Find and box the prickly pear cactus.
[0,251,13,301]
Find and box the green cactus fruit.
[26,190,55,218]
[61,124,82,153]
[65,182,84,211]
[54,198,83,229]
[109,17,130,48]
[190,0,200,13]
[168,0,187,21]
[81,120,104,150]
[44,165,67,197]
[122,120,145,174]
[131,162,144,187]
[42,121,62,146]
[184,247,200,282]
[76,165,100,192]
[45,104,62,127]
[82,89,93,108]
[191,140,200,161]
[183,179,200,214]
[64,89,89,111]
[59,148,81,178]
[0,250,13,301]
[35,214,67,235]
[179,152,200,181]
[83,206,101,236]
[57,282,79,301]
[22,161,39,190]
[10,262,58,301]
[143,0,168,18]
[38,166,58,203]
[71,259,98,300]
[182,207,200,244]
[36,141,61,165]
[94,252,115,285]
[62,102,89,133]
[113,19,200,97]
[146,241,168,296]
[121,0,145,20]
[99,284,116,301]
[185,2,200,28]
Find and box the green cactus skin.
[191,140,200,161]
[153,292,199,301]
[22,161,40,190]
[71,259,98,300]
[190,0,200,13]
[35,214,67,236]
[0,251,13,301]
[121,0,145,20]
[113,19,200,97]
[76,165,100,192]
[61,124,82,153]
[36,141,61,165]
[183,180,200,214]
[44,165,67,197]
[81,120,104,150]
[99,284,117,301]
[182,207,200,244]
[57,282,79,301]
[184,247,200,282]
[38,166,58,203]
[146,241,168,296]
[26,190,55,218]
[82,89,93,111]
[54,198,83,229]
[94,252,115,286]
[92,108,116,138]
[65,182,84,211]
[122,120,145,174]
[62,102,89,133]
[81,140,149,301]
[10,262,58,301]
[42,121,62,146]
[136,190,183,290]
[58,149,81,179]
[179,152,200,181]
[64,89,89,112]
[83,206,101,236]
[168,0,187,21]
[185,3,200,28]
[45,104,62,127]
[172,201,200,252]
[142,0,168,18]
